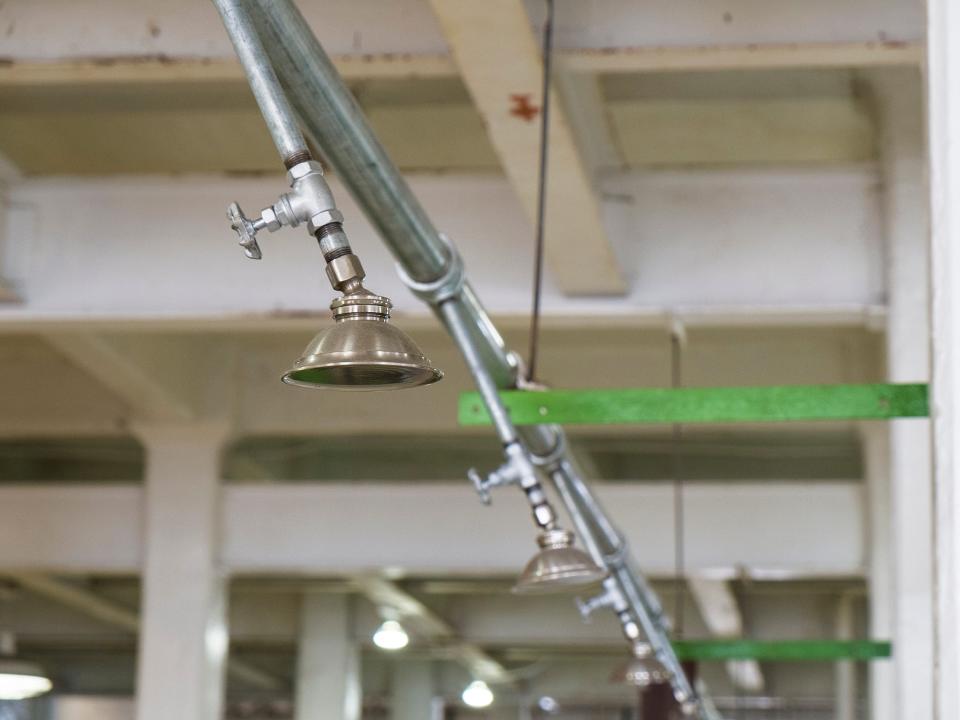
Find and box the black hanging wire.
[671,327,686,639]
[526,0,555,383]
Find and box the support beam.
[295,594,361,720]
[225,483,864,579]
[357,576,510,684]
[0,483,864,577]
[554,69,623,176]
[565,42,923,74]
[135,424,229,720]
[687,577,763,693]
[872,68,934,720]
[7,573,279,689]
[0,42,922,89]
[426,0,626,295]
[42,334,196,421]
[460,383,928,427]
[927,0,960,713]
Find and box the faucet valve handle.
[467,467,493,505]
[227,201,265,260]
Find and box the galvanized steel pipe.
[240,2,710,715]
[212,0,309,165]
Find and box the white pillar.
[861,423,894,720]
[391,660,434,720]
[295,594,361,720]
[874,68,935,720]
[929,1,960,716]
[135,423,230,720]
[835,593,857,720]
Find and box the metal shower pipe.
[211,0,309,165]
[225,1,713,715]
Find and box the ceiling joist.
[0,40,922,88]
[427,0,626,295]
[42,333,198,422]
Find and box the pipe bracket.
[396,233,465,306]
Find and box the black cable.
[526,0,554,383]
[671,330,686,638]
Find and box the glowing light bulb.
[0,663,52,700]
[461,680,494,709]
[372,620,409,651]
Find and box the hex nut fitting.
[286,160,324,185]
[260,206,281,232]
[308,210,345,235]
[325,253,366,291]
[533,503,555,528]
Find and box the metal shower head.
[513,528,607,594]
[609,643,671,688]
[283,291,443,390]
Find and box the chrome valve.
[467,467,494,505]
[576,581,625,623]
[225,160,344,261]
[467,442,539,506]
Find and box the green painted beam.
[459,383,928,427]
[672,639,892,662]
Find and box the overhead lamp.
[609,642,671,688]
[537,696,560,714]
[0,660,52,701]
[513,528,607,594]
[372,619,409,651]
[461,680,494,709]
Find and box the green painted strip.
[672,640,892,662]
[459,383,928,427]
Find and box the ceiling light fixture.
[372,619,409,651]
[461,680,494,709]
[537,696,560,713]
[0,660,52,701]
[0,628,51,702]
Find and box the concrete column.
[391,660,434,720]
[835,594,857,720]
[134,423,230,720]
[295,594,361,720]
[873,68,934,720]
[861,423,894,720]
[928,2,960,715]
